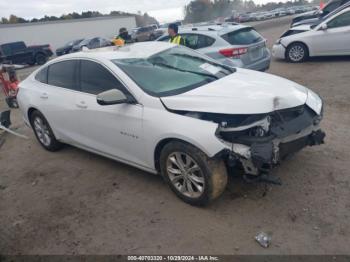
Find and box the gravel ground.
[1,16,350,255]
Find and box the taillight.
[219,47,248,58]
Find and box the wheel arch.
[27,107,39,125]
[34,51,46,57]
[153,137,211,173]
[285,41,310,58]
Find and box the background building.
[0,16,137,52]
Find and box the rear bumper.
[219,49,271,72]
[244,49,271,71]
[272,44,286,59]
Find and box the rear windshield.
[222,28,263,45]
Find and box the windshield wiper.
[152,62,219,80]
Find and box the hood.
[161,68,308,115]
[291,24,312,31]
[293,17,320,27]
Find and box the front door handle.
[76,101,88,109]
[40,93,48,99]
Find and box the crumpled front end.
[216,104,325,175]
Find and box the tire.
[30,110,63,152]
[160,141,228,206]
[35,53,47,65]
[286,42,308,63]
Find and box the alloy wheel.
[289,45,305,62]
[33,116,51,146]
[166,152,205,198]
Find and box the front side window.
[80,60,126,95]
[89,38,100,49]
[47,60,79,90]
[327,11,350,28]
[112,46,233,97]
[222,28,263,45]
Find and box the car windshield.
[112,46,234,97]
[311,4,350,28]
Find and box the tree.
[184,0,213,23]
[9,14,19,23]
[1,17,9,24]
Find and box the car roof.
[179,24,251,35]
[52,42,174,62]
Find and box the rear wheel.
[160,141,228,206]
[35,53,47,65]
[286,42,308,63]
[30,111,63,151]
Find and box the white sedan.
[273,6,350,62]
[17,42,325,206]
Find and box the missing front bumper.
[222,129,325,176]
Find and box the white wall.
[0,16,136,52]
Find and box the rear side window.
[181,34,216,49]
[35,67,48,84]
[48,60,79,90]
[80,60,126,95]
[222,28,263,45]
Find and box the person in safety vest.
[112,28,132,46]
[168,23,185,46]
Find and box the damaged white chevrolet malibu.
[17,42,325,206]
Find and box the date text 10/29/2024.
[127,256,220,261]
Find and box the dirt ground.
[1,17,350,255]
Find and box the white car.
[17,42,325,206]
[273,6,350,62]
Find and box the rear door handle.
[76,101,88,109]
[40,93,48,99]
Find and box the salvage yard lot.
[1,17,350,255]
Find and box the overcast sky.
[0,0,288,22]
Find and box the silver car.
[157,24,271,71]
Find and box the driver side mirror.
[97,89,134,106]
[320,24,328,30]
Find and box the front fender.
[143,108,229,169]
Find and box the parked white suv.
[17,42,325,206]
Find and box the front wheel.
[160,141,228,206]
[286,42,308,63]
[30,111,63,151]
